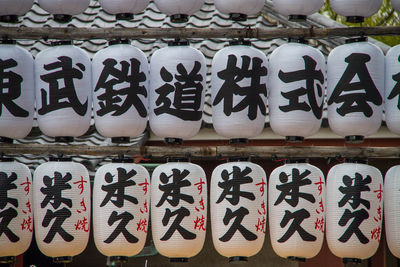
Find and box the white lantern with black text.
[0,41,34,140]
[211,162,267,261]
[272,0,324,20]
[33,160,91,263]
[92,40,149,142]
[384,45,400,135]
[38,0,90,22]
[330,0,382,23]
[0,0,33,23]
[392,0,400,12]
[0,161,33,261]
[269,40,326,142]
[35,41,92,141]
[93,162,150,258]
[151,162,207,261]
[384,166,400,258]
[212,41,268,144]
[99,0,149,20]
[214,0,265,21]
[153,0,205,23]
[327,38,384,143]
[149,41,206,145]
[269,162,325,259]
[326,162,383,260]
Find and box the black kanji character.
[338,208,369,244]
[40,171,72,210]
[104,211,138,243]
[161,207,196,241]
[387,55,400,109]
[278,209,316,243]
[42,207,74,243]
[0,172,18,209]
[219,207,257,242]
[339,172,371,210]
[0,207,19,242]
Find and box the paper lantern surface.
[0,0,34,17]
[330,0,382,22]
[384,45,400,135]
[33,161,91,258]
[38,0,90,16]
[272,0,324,18]
[384,166,400,258]
[99,0,149,16]
[214,0,265,18]
[0,162,33,257]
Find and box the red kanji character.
[371,227,381,242]
[139,178,149,195]
[140,199,148,214]
[374,184,383,203]
[314,217,324,233]
[21,216,33,232]
[73,176,88,195]
[194,178,205,195]
[374,205,382,222]
[137,219,148,233]
[74,217,89,232]
[256,178,266,197]
[194,215,206,231]
[316,199,324,214]
[20,177,31,195]
[255,217,266,233]
[195,196,205,212]
[314,176,324,196]
[23,199,32,214]
[258,202,266,215]
[77,198,87,213]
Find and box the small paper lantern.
[327,38,384,143]
[392,0,400,12]
[92,40,149,142]
[326,162,383,261]
[153,0,205,23]
[211,41,268,144]
[272,0,324,20]
[384,166,400,258]
[35,41,92,141]
[330,0,382,23]
[151,162,207,261]
[268,40,326,142]
[211,162,266,261]
[93,163,150,258]
[269,162,325,259]
[0,40,34,140]
[214,0,265,21]
[37,0,90,23]
[384,45,400,135]
[33,160,91,263]
[99,0,149,20]
[149,41,206,145]
[0,0,34,23]
[0,161,33,261]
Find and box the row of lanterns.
[1,159,397,264]
[1,0,399,23]
[0,37,399,144]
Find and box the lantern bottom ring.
[288,15,307,21]
[344,135,364,144]
[285,136,304,143]
[170,258,189,263]
[0,15,18,23]
[229,256,248,263]
[170,14,189,23]
[287,256,306,262]
[229,138,249,145]
[55,136,74,143]
[53,256,73,264]
[229,13,247,22]
[109,256,128,264]
[346,16,364,23]
[0,137,13,144]
[343,258,362,264]
[53,14,73,23]
[116,13,134,20]
[111,137,131,144]
[0,256,15,264]
[164,138,183,146]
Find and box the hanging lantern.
[33,159,91,264]
[384,166,400,258]
[326,162,383,262]
[214,0,265,21]
[37,0,90,23]
[151,162,207,262]
[153,0,205,23]
[92,40,149,143]
[269,162,325,260]
[211,40,268,144]
[0,0,34,23]
[0,160,33,264]
[385,45,400,135]
[35,41,92,142]
[268,39,326,142]
[330,0,382,23]
[211,161,266,262]
[99,0,149,20]
[272,0,324,21]
[327,38,384,143]
[0,40,34,141]
[93,162,150,261]
[392,0,400,12]
[149,40,206,145]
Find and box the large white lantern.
[99,0,149,20]
[0,161,33,264]
[33,160,91,264]
[149,41,206,145]
[93,162,150,260]
[269,162,325,260]
[385,45,400,135]
[35,41,92,142]
[0,0,34,23]
[0,40,34,141]
[392,0,400,12]
[211,41,268,144]
[272,0,324,21]
[384,166,400,258]
[92,40,149,143]
[268,39,326,142]
[153,0,205,23]
[211,161,266,262]
[330,0,382,23]
[151,162,207,261]
[214,0,265,21]
[326,162,383,262]
[38,0,90,23]
[327,38,384,143]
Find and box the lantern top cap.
[288,38,308,45]
[167,40,189,46]
[109,39,130,46]
[51,40,73,46]
[343,158,368,164]
[229,39,251,46]
[345,37,368,44]
[0,39,16,45]
[49,156,73,162]
[112,156,134,163]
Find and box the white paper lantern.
[268,40,326,142]
[0,0,34,23]
[214,0,265,21]
[392,0,400,12]
[153,0,205,23]
[272,0,324,20]
[92,40,149,142]
[99,0,149,20]
[330,0,382,23]
[269,162,325,259]
[151,162,207,261]
[211,41,268,143]
[0,41,34,140]
[0,161,33,260]
[385,45,400,135]
[149,41,206,145]
[33,160,91,262]
[384,166,400,258]
[38,0,90,22]
[211,162,266,261]
[35,41,92,141]
[93,163,150,257]
[327,38,384,143]
[326,162,383,260]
